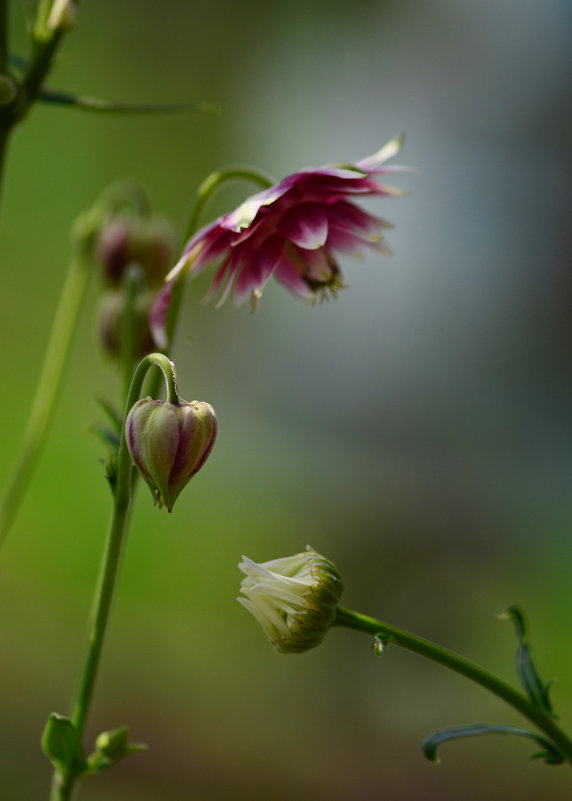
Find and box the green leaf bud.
[126,398,217,512]
[238,547,343,653]
[88,726,147,774]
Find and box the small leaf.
[499,606,555,716]
[95,397,123,433]
[92,423,121,449]
[41,713,88,779]
[38,88,220,116]
[422,723,563,765]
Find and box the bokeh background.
[1,0,571,799]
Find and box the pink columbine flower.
[150,136,407,346]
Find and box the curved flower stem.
[333,606,572,763]
[50,354,179,800]
[0,242,92,547]
[181,165,274,245]
[154,166,276,354]
[70,355,179,729]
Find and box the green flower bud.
[95,726,130,759]
[238,547,343,654]
[125,398,217,512]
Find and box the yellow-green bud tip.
[238,546,343,654]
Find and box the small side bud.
[88,726,147,774]
[126,398,217,512]
[97,220,133,286]
[238,547,343,653]
[98,290,155,361]
[96,216,175,288]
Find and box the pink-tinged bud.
[97,218,175,288]
[97,220,135,286]
[98,290,155,361]
[125,398,217,512]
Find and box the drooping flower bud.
[125,398,217,512]
[98,289,155,361]
[238,547,343,653]
[97,216,175,288]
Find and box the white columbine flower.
[238,547,343,653]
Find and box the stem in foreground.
[333,606,572,763]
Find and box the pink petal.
[273,253,315,300]
[149,281,174,349]
[166,223,231,282]
[326,200,392,242]
[325,228,386,256]
[279,204,328,249]
[222,178,297,233]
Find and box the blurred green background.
[1,0,571,799]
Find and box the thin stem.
[68,355,179,729]
[181,165,274,244]
[119,265,146,405]
[333,606,572,763]
[49,772,73,801]
[0,0,8,74]
[0,244,92,547]
[156,165,275,355]
[49,354,180,800]
[70,355,179,727]
[0,125,11,215]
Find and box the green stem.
[181,165,274,245]
[0,125,11,215]
[158,165,275,354]
[49,771,72,801]
[0,0,8,74]
[49,354,179,801]
[0,244,92,547]
[333,606,572,763]
[119,265,146,405]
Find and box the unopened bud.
[97,220,133,286]
[238,547,343,653]
[96,217,175,288]
[126,398,217,511]
[98,290,155,361]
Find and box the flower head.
[166,135,408,310]
[125,397,217,512]
[238,547,343,654]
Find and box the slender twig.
[333,606,572,763]
[0,243,92,547]
[181,165,274,245]
[0,0,8,74]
